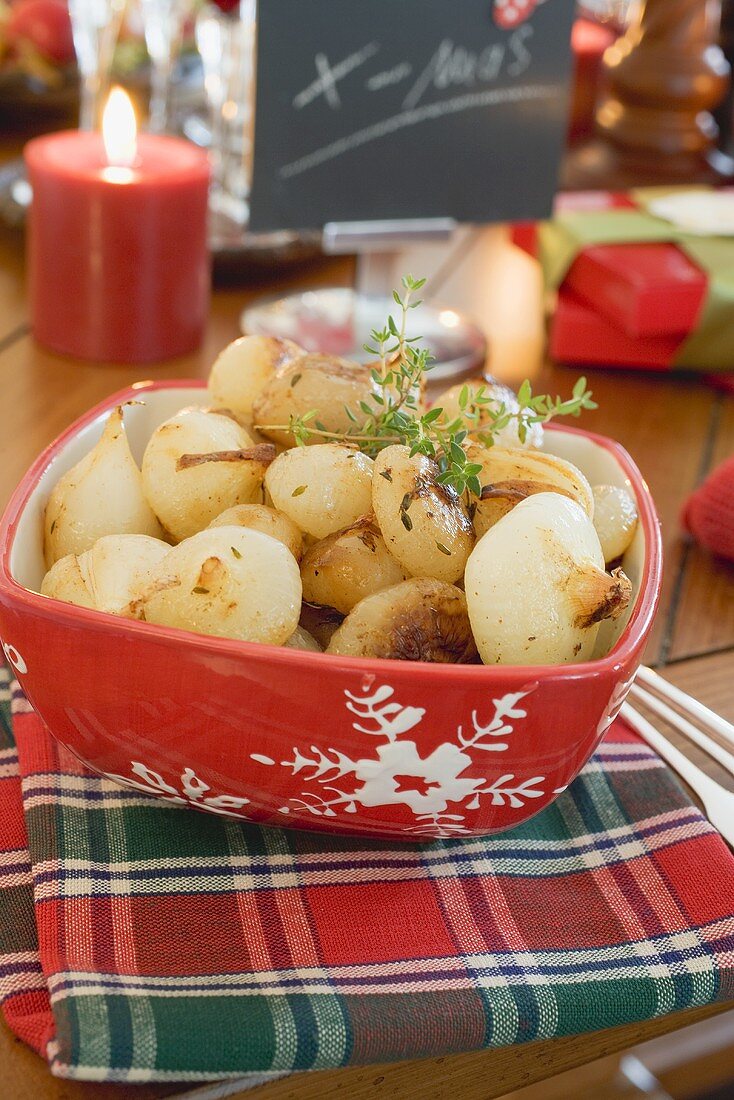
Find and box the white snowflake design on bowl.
[101,682,545,836]
[596,673,636,738]
[106,761,250,818]
[2,641,27,675]
[257,683,545,838]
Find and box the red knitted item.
[681,456,734,561]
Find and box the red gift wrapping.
[564,243,707,339]
[551,289,734,391]
[511,194,709,341]
[550,288,681,370]
[513,191,734,382]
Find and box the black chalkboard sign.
[249,0,576,231]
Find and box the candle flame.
[102,87,137,168]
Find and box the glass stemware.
[195,0,257,227]
[68,0,127,130]
[138,0,193,133]
[578,0,638,28]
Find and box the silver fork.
[621,671,734,847]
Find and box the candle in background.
[25,88,210,364]
[431,226,546,386]
[568,18,617,143]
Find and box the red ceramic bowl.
[0,382,662,841]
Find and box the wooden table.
[1,140,734,1100]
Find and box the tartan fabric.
[1,665,734,1083]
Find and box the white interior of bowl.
[9,387,645,660]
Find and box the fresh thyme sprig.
[254,274,597,500]
[261,275,428,449]
[454,375,598,447]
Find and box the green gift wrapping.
[539,201,734,373]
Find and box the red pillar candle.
[25,90,210,364]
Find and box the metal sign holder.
[242,217,487,380]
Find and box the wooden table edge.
[176,1003,734,1100]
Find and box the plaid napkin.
[2,665,734,1084]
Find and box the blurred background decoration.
[0,0,732,270]
[0,0,321,269]
[0,0,638,121]
[0,2,632,259]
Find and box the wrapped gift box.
[515,188,734,376]
[511,191,634,257]
[550,288,682,370]
[551,290,734,390]
[563,243,707,338]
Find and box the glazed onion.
[208,503,304,561]
[252,354,380,447]
[465,493,632,666]
[41,553,96,609]
[141,526,302,645]
[44,406,164,567]
[78,534,170,617]
[41,534,169,618]
[141,409,273,542]
[300,515,407,614]
[466,444,594,538]
[207,335,302,423]
[284,626,322,652]
[371,445,474,584]
[592,484,639,563]
[327,578,477,663]
[264,444,373,540]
